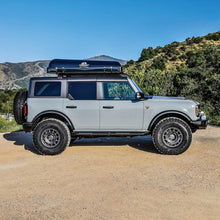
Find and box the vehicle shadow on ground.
[3,131,159,155]
[3,131,41,155]
[70,136,158,154]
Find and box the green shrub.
[205,32,220,41]
[126,60,135,65]
[151,57,166,71]
[0,118,22,133]
[139,47,156,61]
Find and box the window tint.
[102,82,135,100]
[68,82,96,100]
[34,82,61,96]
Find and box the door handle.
[66,106,77,109]
[103,106,114,109]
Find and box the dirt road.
[0,126,220,219]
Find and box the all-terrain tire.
[13,91,28,125]
[33,118,71,155]
[152,117,192,155]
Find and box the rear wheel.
[13,91,28,125]
[33,118,71,155]
[152,117,192,155]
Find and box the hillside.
[123,31,220,125]
[0,60,49,90]
[124,31,220,72]
[88,55,127,65]
[0,55,127,90]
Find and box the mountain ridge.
[87,55,127,65]
[0,55,127,90]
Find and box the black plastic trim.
[23,122,33,132]
[148,110,192,130]
[66,106,77,109]
[103,106,114,109]
[32,110,74,130]
[191,119,209,129]
[72,131,148,137]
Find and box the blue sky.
[0,0,220,63]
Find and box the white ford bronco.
[13,59,209,155]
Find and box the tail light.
[24,104,28,116]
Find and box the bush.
[205,32,220,41]
[151,57,166,71]
[0,89,27,114]
[0,118,22,133]
[180,45,186,51]
[126,60,135,65]
[154,46,162,53]
[192,36,203,44]
[170,56,177,61]
[179,54,187,61]
[186,50,204,68]
[171,41,180,47]
[139,47,156,61]
[162,43,179,57]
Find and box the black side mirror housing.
[135,92,144,100]
[68,93,74,100]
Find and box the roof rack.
[47,59,122,75]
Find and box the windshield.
[131,80,143,93]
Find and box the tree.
[138,47,156,61]
[151,57,166,71]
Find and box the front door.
[99,81,144,131]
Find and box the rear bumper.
[191,119,209,129]
[23,122,33,132]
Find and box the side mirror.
[135,92,144,100]
[68,93,74,100]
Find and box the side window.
[68,82,96,100]
[34,82,61,96]
[102,82,135,100]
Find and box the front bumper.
[23,122,33,132]
[191,119,209,129]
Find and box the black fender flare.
[32,110,74,130]
[148,110,192,131]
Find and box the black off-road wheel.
[152,117,192,155]
[13,90,28,125]
[33,118,71,155]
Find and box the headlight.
[199,111,207,120]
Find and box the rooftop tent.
[47,59,122,74]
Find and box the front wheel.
[33,118,71,155]
[152,117,192,155]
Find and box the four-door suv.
[13,59,209,155]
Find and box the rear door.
[99,81,144,131]
[63,80,99,131]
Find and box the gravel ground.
[0,126,220,220]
